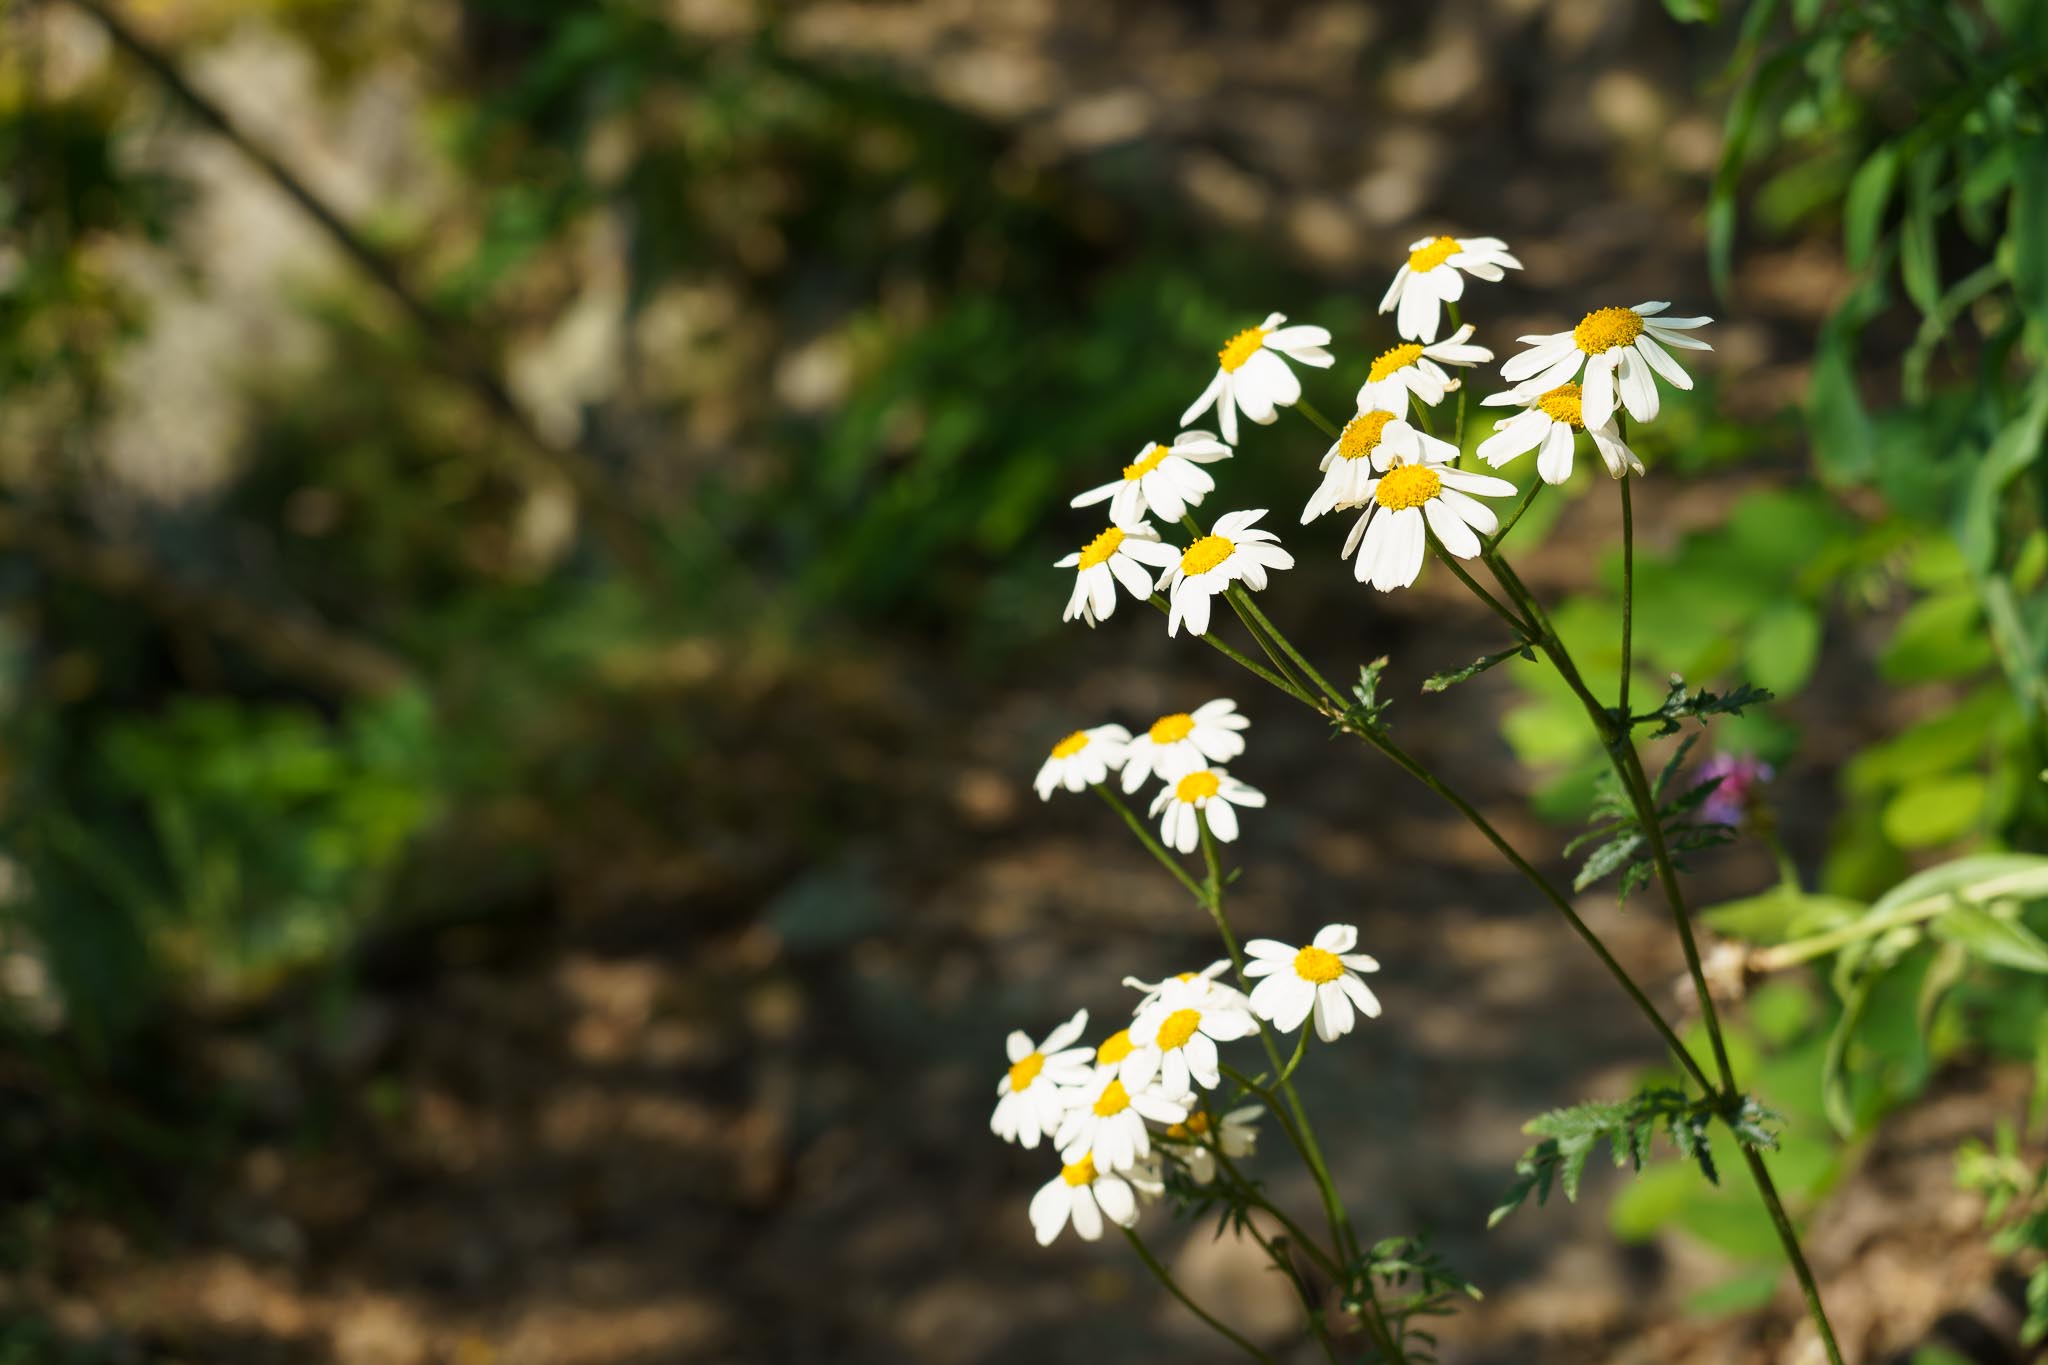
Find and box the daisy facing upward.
[1148,765,1266,853]
[1477,381,1642,484]
[1056,522,1168,628]
[1245,924,1383,1042]
[1180,313,1333,444]
[1338,443,1516,593]
[1497,302,1712,433]
[1033,724,1130,800]
[1378,234,1522,343]
[1300,407,1460,526]
[1069,430,1232,526]
[1118,698,1249,793]
[1152,509,1294,638]
[991,1009,1094,1149]
[1352,324,1493,416]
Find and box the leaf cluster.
[1333,657,1394,736]
[1346,1235,1480,1365]
[1566,734,1736,899]
[1957,1122,2048,1345]
[1630,675,1774,738]
[1421,643,1534,695]
[1490,1088,1781,1227]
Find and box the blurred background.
[4,0,2047,1361]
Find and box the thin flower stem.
[1205,592,1715,1094]
[1243,1219,1342,1365]
[1446,301,1470,459]
[1147,596,1317,706]
[1275,1024,1312,1087]
[1199,820,1406,1364]
[1487,476,1544,550]
[1121,1226,1279,1365]
[1424,534,1539,639]
[1093,785,1206,901]
[1295,398,1342,440]
[1205,1124,1339,1271]
[1478,546,1845,1365]
[1739,1143,1847,1365]
[1619,442,1635,722]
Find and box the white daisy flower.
[1070,431,1232,526]
[1119,699,1249,794]
[992,1009,1094,1148]
[1477,381,1642,484]
[1162,1105,1261,1185]
[1496,302,1712,434]
[1033,724,1132,801]
[1180,313,1334,445]
[1147,766,1266,854]
[1378,235,1523,343]
[1056,521,1170,627]
[1055,1072,1189,1173]
[1130,977,1258,1095]
[1091,1026,1165,1092]
[1353,325,1493,415]
[1029,1154,1144,1245]
[1337,446,1517,593]
[1121,961,1244,1015]
[1152,510,1294,638]
[1300,408,1461,525]
[1244,924,1382,1042]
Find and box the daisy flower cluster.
[1034,698,1262,852]
[1052,229,1711,604]
[993,927,1381,1246]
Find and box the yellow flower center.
[1096,1029,1135,1065]
[1218,326,1267,372]
[1156,1007,1203,1050]
[1180,535,1234,576]
[1061,1156,1098,1186]
[1338,410,1398,461]
[1174,971,1198,982]
[1149,712,1196,744]
[1294,946,1344,983]
[1373,464,1442,511]
[1164,1111,1211,1140]
[1572,306,1644,355]
[1049,730,1090,759]
[1368,343,1425,383]
[1092,1079,1131,1117]
[1407,236,1460,272]
[1123,444,1171,481]
[1077,525,1125,570]
[1536,382,1585,430]
[1008,1051,1046,1090]
[1174,770,1221,803]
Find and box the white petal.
[1313,924,1358,952]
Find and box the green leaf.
[1880,773,1989,848]
[1658,0,1718,20]
[1844,143,1899,268]
[1880,590,1996,684]
[1929,907,2048,973]
[1701,887,1863,946]
[2011,134,2048,331]
[1685,1264,1785,1317]
[1746,601,1822,694]
[1422,643,1535,693]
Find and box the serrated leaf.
[1422,643,1534,694]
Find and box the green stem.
[1093,784,1206,901]
[1488,476,1544,550]
[1425,534,1539,639]
[1295,398,1342,440]
[1243,1219,1342,1365]
[1480,546,1845,1365]
[1149,596,1317,706]
[1199,819,1406,1363]
[1619,437,1635,722]
[1202,594,1715,1095]
[1740,1145,1846,1365]
[1121,1226,1278,1365]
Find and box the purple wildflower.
[1695,752,1774,829]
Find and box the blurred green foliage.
[1506,0,2048,1302]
